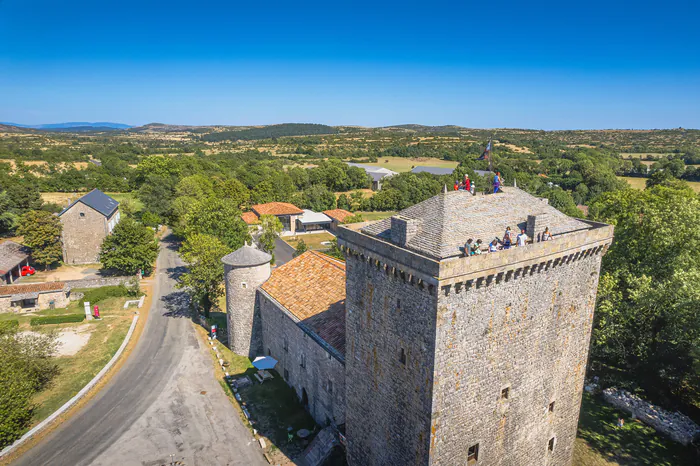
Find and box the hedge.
[30,314,85,326]
[81,285,129,304]
[0,320,19,331]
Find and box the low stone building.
[225,188,614,465]
[223,247,346,428]
[0,240,31,284]
[323,209,353,232]
[59,189,120,265]
[0,281,70,313]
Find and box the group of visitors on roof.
[463,226,553,257]
[454,174,475,194]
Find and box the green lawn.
[283,232,336,251]
[359,156,458,173]
[28,295,134,425]
[573,393,696,465]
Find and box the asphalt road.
[14,234,266,466]
[274,237,295,266]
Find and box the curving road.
[14,234,266,466]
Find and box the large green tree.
[178,233,230,317]
[17,210,63,268]
[183,198,250,250]
[99,217,159,275]
[0,326,58,448]
[258,214,282,256]
[590,184,700,405]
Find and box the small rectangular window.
[399,347,406,365]
[549,401,555,412]
[501,387,510,400]
[267,348,271,356]
[79,212,85,218]
[284,369,289,380]
[300,354,306,369]
[397,298,401,309]
[327,351,332,360]
[283,339,289,352]
[548,437,555,452]
[467,443,479,463]
[327,380,333,394]
[241,282,247,289]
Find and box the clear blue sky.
[1,0,698,129]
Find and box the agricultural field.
[617,176,700,193]
[40,191,143,211]
[360,156,459,173]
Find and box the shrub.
[30,314,85,326]
[81,285,129,304]
[124,277,141,297]
[0,320,19,332]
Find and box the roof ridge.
[309,250,346,270]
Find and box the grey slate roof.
[411,166,455,176]
[0,241,30,274]
[221,245,272,267]
[346,163,398,182]
[59,189,119,218]
[361,188,592,260]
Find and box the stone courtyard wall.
[258,291,345,427]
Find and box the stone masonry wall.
[429,252,604,466]
[66,276,133,289]
[60,203,114,265]
[344,253,438,466]
[0,290,69,313]
[225,262,270,357]
[259,292,346,427]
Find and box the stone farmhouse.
[0,281,70,313]
[0,240,31,284]
[224,188,613,465]
[59,189,120,264]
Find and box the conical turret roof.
[221,245,272,267]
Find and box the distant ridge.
[1,122,131,130]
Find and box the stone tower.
[222,245,272,357]
[337,188,613,466]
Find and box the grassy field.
[24,294,134,425]
[617,176,700,193]
[283,232,336,251]
[574,393,696,465]
[40,192,143,211]
[359,156,458,173]
[357,211,396,221]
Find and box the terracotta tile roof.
[241,211,260,224]
[0,281,67,297]
[323,209,353,223]
[261,251,346,356]
[252,202,303,216]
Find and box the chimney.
[391,215,422,247]
[527,213,554,242]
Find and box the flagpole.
[488,137,493,173]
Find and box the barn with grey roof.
[58,189,121,264]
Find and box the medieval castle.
[223,188,614,465]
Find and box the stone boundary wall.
[0,314,140,459]
[602,388,700,446]
[65,276,134,289]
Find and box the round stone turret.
[222,245,272,357]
